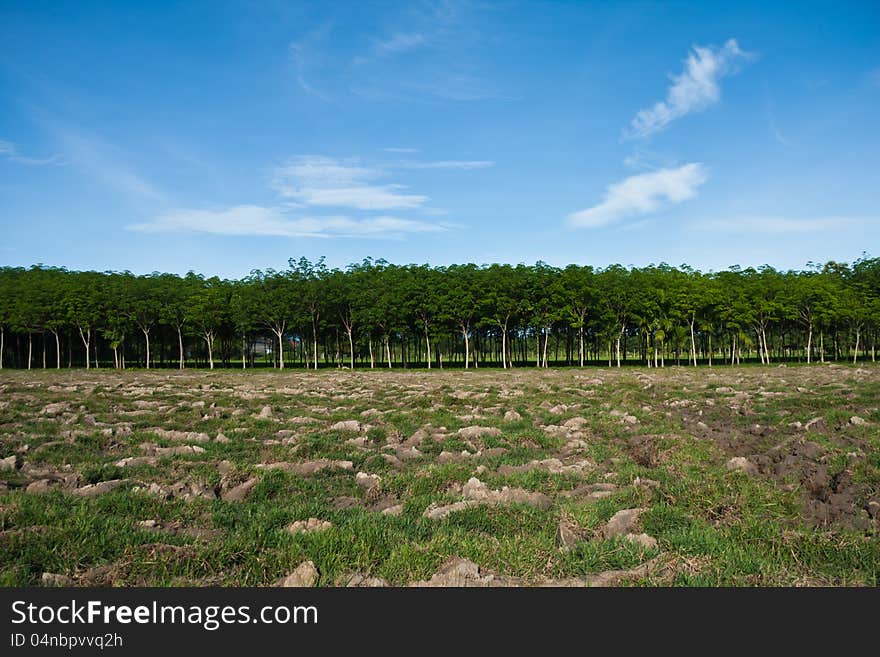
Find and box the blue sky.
[1,0,878,277]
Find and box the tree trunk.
[347,330,354,370]
[806,324,812,364]
[853,327,860,365]
[28,333,32,370]
[313,326,318,370]
[277,331,285,369]
[689,317,697,367]
[241,334,246,369]
[615,324,624,368]
[762,326,770,364]
[0,327,3,369]
[204,333,215,369]
[542,327,550,367]
[78,327,90,370]
[579,324,585,367]
[424,326,431,369]
[177,327,185,369]
[368,337,374,369]
[143,329,150,369]
[94,339,100,369]
[463,325,470,369]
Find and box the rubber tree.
[129,274,163,369]
[289,256,328,370]
[248,269,295,369]
[190,276,231,370]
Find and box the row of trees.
[1,256,879,370]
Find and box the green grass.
[1,364,878,586]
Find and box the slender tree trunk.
[112,346,118,369]
[579,325,584,367]
[820,331,825,363]
[762,326,770,364]
[463,325,470,369]
[368,337,374,369]
[78,327,90,370]
[542,327,550,367]
[94,339,99,369]
[241,334,246,369]
[177,327,185,369]
[347,330,354,370]
[313,325,318,370]
[853,327,860,365]
[708,333,712,367]
[689,317,697,367]
[204,333,215,370]
[0,327,3,369]
[28,333,32,370]
[616,324,624,368]
[143,329,150,369]
[806,324,812,364]
[277,331,285,369]
[386,336,392,368]
[424,325,431,370]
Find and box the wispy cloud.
[289,25,335,102]
[384,147,420,153]
[49,127,165,201]
[694,217,868,234]
[0,138,65,166]
[629,39,752,138]
[293,3,506,104]
[131,149,485,239]
[399,160,494,170]
[271,155,428,210]
[375,32,427,56]
[128,205,449,239]
[622,148,678,171]
[568,163,708,228]
[763,84,790,146]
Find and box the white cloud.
[384,147,420,153]
[375,32,427,55]
[48,128,164,201]
[568,163,708,228]
[128,205,448,238]
[289,27,334,102]
[629,39,751,138]
[271,155,428,210]
[0,138,64,166]
[400,160,495,170]
[694,217,867,234]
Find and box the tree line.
[1,256,878,371]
